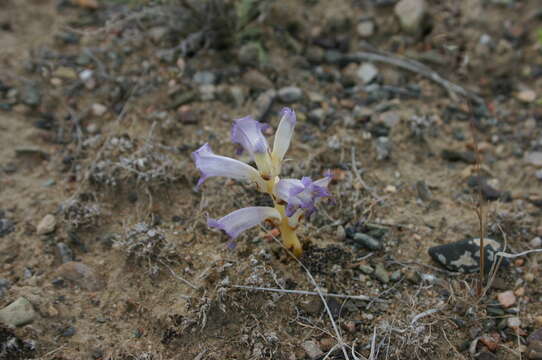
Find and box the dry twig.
[347,51,484,103]
[231,285,386,303]
[261,225,358,360]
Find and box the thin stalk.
[266,178,302,257]
[468,100,485,297]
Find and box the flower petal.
[276,173,332,217]
[275,178,304,202]
[208,206,281,239]
[191,143,264,189]
[311,171,332,197]
[231,116,269,156]
[272,108,296,165]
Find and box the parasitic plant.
[192,108,331,256]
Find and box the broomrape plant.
[192,108,331,257]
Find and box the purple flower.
[231,116,270,155]
[271,108,296,174]
[275,172,332,217]
[231,116,274,176]
[208,206,281,239]
[191,143,265,189]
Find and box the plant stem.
[272,203,301,257]
[266,178,302,257]
[279,211,302,257]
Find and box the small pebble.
[390,270,402,282]
[37,214,56,235]
[405,270,421,284]
[56,261,104,291]
[498,290,516,308]
[357,20,375,38]
[53,66,77,80]
[0,218,15,237]
[278,86,303,103]
[319,337,334,352]
[79,69,93,82]
[56,242,74,263]
[193,71,216,86]
[62,326,76,337]
[507,317,521,328]
[0,278,10,297]
[530,237,542,249]
[352,232,382,251]
[0,297,36,327]
[301,340,323,360]
[516,89,536,103]
[242,69,273,90]
[336,225,346,241]
[359,264,374,274]
[342,320,356,333]
[91,103,107,117]
[394,0,428,34]
[357,62,378,84]
[526,152,542,167]
[374,263,389,284]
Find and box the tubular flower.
[271,108,296,175]
[207,207,281,240]
[193,108,330,257]
[231,116,274,178]
[191,143,266,190]
[275,172,332,218]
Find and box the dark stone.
[416,180,432,201]
[127,192,138,203]
[486,306,505,316]
[3,163,17,174]
[352,233,382,251]
[54,31,80,45]
[61,326,76,337]
[156,49,177,64]
[56,242,74,264]
[452,128,466,141]
[467,175,510,202]
[0,278,10,297]
[369,123,390,137]
[476,352,497,360]
[33,115,55,130]
[375,137,391,160]
[327,298,342,320]
[51,278,65,288]
[0,218,14,237]
[324,50,347,65]
[441,149,476,164]
[0,103,12,111]
[91,348,104,360]
[168,90,196,110]
[0,325,35,359]
[20,83,41,107]
[428,238,508,273]
[171,216,182,223]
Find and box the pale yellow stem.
[264,178,303,257]
[276,204,302,257]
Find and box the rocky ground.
[1,0,542,359]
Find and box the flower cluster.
[192,108,331,256]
